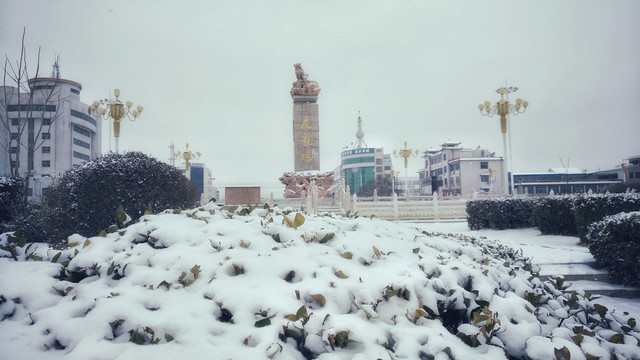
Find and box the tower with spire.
[338,113,393,195]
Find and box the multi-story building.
[513,168,623,195]
[339,115,392,195]
[627,155,640,184]
[1,76,101,201]
[419,141,505,196]
[188,163,218,204]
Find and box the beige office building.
[419,141,505,196]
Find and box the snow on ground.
[410,220,640,317]
[1,205,639,360]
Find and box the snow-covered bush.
[533,195,577,236]
[605,182,640,194]
[1,205,638,359]
[0,176,25,228]
[466,198,537,230]
[586,211,640,286]
[39,152,198,245]
[573,193,640,242]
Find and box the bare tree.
[1,28,63,203]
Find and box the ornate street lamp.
[174,143,201,171]
[91,89,143,154]
[478,87,529,195]
[393,141,419,198]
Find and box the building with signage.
[0,75,101,201]
[419,141,505,196]
[339,114,392,195]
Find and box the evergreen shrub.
[586,211,640,286]
[466,197,537,230]
[40,152,198,245]
[572,193,640,242]
[533,195,577,236]
[0,176,25,226]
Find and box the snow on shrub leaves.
[39,152,198,246]
[0,204,638,360]
[586,211,640,287]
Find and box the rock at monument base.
[279,171,334,198]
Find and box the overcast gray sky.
[2,0,639,190]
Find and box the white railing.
[261,186,470,221]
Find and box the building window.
[42,133,51,140]
[72,124,91,137]
[73,151,90,161]
[42,160,51,167]
[71,88,80,95]
[70,109,97,126]
[376,159,382,165]
[480,161,489,169]
[42,146,51,154]
[42,118,51,126]
[11,119,19,126]
[376,167,382,173]
[10,133,19,140]
[8,104,56,112]
[11,146,18,154]
[536,186,547,194]
[480,175,489,183]
[73,138,91,149]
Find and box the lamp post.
[91,89,143,154]
[393,141,419,198]
[174,143,201,172]
[477,87,529,195]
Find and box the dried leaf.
[335,270,349,279]
[310,294,326,307]
[372,246,382,258]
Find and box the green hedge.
[586,212,640,286]
[466,197,538,230]
[533,196,577,236]
[572,193,640,242]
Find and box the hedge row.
[532,196,577,236]
[572,192,640,241]
[467,193,640,239]
[586,212,640,286]
[466,197,537,230]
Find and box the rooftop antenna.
[354,111,367,149]
[51,54,61,79]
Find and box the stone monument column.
[290,63,321,172]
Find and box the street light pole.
[393,141,419,198]
[174,143,201,172]
[91,89,143,154]
[477,87,529,195]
